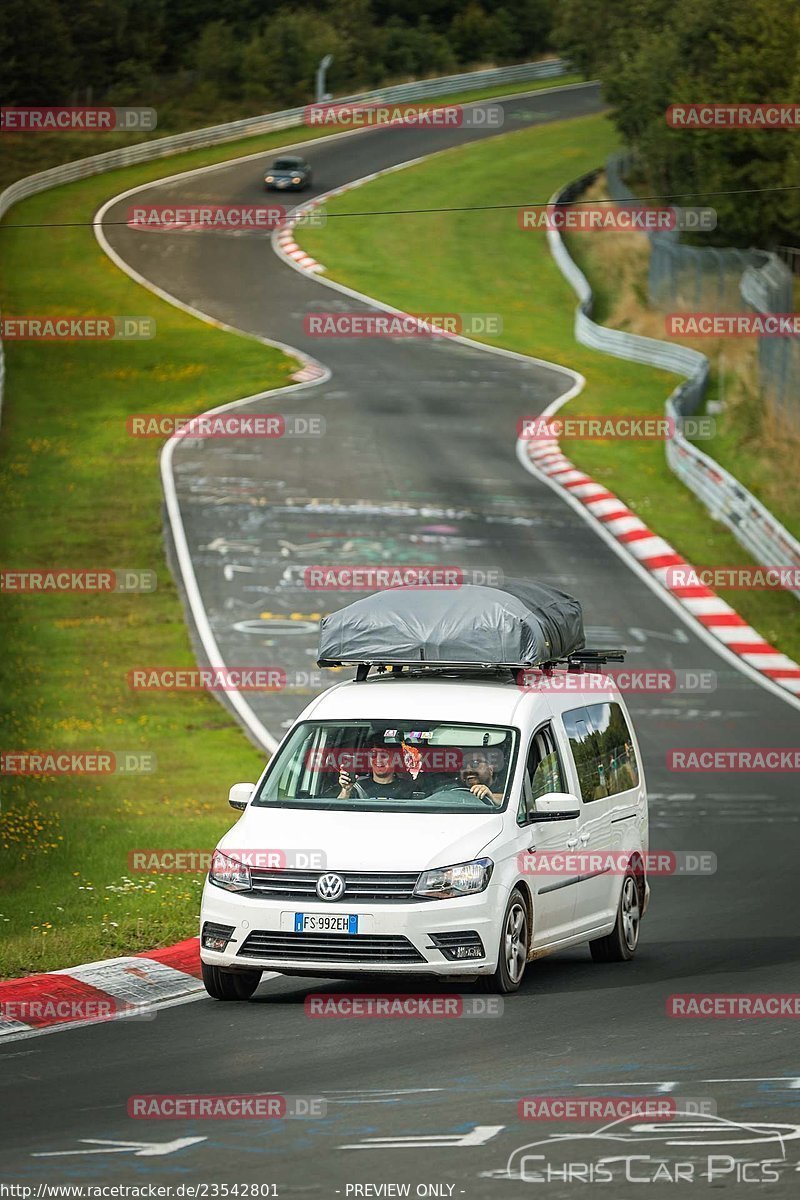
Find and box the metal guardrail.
[0,57,568,423]
[548,172,800,600]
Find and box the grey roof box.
[317,580,585,668]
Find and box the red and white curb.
[0,937,204,1040]
[275,198,328,273]
[522,435,800,697]
[281,154,800,708]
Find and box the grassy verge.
[0,73,584,193]
[0,149,301,980]
[299,112,800,663]
[0,74,588,980]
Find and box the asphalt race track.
[2,82,800,1197]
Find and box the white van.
[199,664,649,999]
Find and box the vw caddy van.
[200,583,649,998]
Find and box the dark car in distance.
[264,156,313,191]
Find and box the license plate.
[295,913,358,934]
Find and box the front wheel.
[202,961,262,1000]
[484,888,529,994]
[590,873,641,962]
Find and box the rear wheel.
[484,888,529,994]
[202,961,262,1000]
[590,873,641,962]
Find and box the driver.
[459,749,505,806]
[338,734,413,799]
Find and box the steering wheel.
[430,784,497,808]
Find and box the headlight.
[413,858,493,900]
[265,175,274,182]
[209,850,250,892]
[292,176,302,184]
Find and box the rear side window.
[562,703,639,801]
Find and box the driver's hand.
[338,770,353,794]
[469,783,492,800]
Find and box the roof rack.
[318,660,523,682]
[318,651,626,684]
[539,648,627,674]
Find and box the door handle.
[566,836,579,849]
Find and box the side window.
[518,724,566,823]
[563,703,639,802]
[586,702,640,796]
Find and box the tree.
[194,21,243,98]
[0,0,76,103]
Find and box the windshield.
[273,158,301,170]
[253,720,518,814]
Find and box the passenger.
[338,735,414,799]
[459,749,505,805]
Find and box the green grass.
[299,112,800,665]
[0,76,588,980]
[0,149,301,980]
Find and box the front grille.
[237,930,425,963]
[246,869,421,903]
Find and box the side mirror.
[229,782,255,811]
[529,791,580,821]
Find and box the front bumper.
[200,879,501,976]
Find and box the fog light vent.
[202,921,235,951]
[428,930,485,961]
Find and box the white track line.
[93,83,600,753]
[278,157,800,715]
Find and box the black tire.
[202,961,262,1001]
[483,887,529,994]
[590,872,641,962]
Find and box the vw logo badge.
[316,872,345,901]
